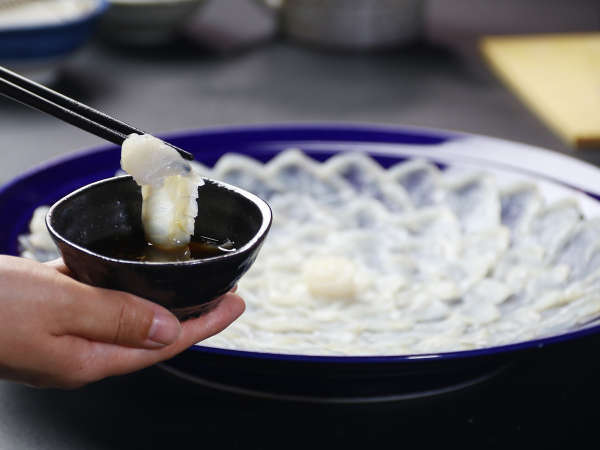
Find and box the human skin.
[0,255,245,389]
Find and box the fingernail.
[147,309,181,347]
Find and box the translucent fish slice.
[443,175,501,233]
[552,218,600,280]
[324,152,412,212]
[529,199,582,258]
[387,159,442,207]
[266,149,351,205]
[213,153,278,200]
[500,183,544,237]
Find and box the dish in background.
[2,124,600,402]
[100,0,207,46]
[0,0,108,84]
[257,0,424,51]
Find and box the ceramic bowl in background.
[0,0,108,84]
[259,0,424,51]
[46,175,272,319]
[100,0,207,46]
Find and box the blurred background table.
[1,1,600,446]
[2,33,600,186]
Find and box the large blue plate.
[2,124,600,403]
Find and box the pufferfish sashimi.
[121,133,203,249]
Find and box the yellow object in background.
[481,33,600,149]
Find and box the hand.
[0,255,244,389]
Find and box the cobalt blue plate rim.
[2,122,600,366]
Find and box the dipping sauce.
[87,234,236,262]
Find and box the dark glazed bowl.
[46,175,272,319]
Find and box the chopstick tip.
[180,149,194,161]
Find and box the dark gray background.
[1,1,600,448]
[0,38,579,184]
[1,0,600,185]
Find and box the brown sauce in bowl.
[88,234,236,262]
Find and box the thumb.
[54,283,182,349]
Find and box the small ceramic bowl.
[0,0,108,84]
[46,175,272,319]
[100,0,207,46]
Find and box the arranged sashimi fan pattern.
[198,149,600,355]
[19,149,600,355]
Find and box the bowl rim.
[45,174,273,266]
[0,0,109,34]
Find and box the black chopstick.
[0,66,194,161]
